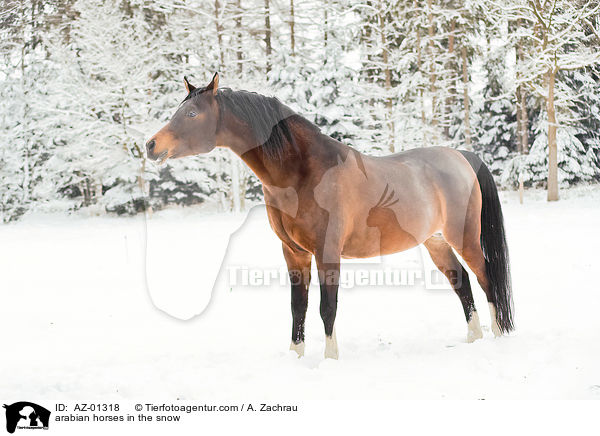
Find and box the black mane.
[185,86,319,161]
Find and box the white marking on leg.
[324,326,339,359]
[289,341,305,358]
[489,302,502,337]
[467,311,483,343]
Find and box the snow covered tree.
[0,0,66,221]
[567,66,600,179]
[38,0,170,213]
[1,0,600,222]
[473,27,518,177]
[489,0,600,199]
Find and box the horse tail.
[460,150,514,333]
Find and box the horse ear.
[206,72,219,96]
[183,76,196,94]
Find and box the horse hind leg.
[424,235,483,342]
[458,240,503,337]
[445,220,502,337]
[448,151,514,337]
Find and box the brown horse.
[146,73,514,359]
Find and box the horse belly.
[340,222,427,259]
[340,184,441,259]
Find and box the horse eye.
[187,111,197,118]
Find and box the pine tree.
[473,35,517,177]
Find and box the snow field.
[1,186,599,401]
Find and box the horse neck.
[216,111,339,188]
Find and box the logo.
[3,402,50,433]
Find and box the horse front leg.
[282,243,312,357]
[316,255,341,359]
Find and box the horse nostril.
[146,139,156,152]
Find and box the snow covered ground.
[1,186,600,403]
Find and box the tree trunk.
[414,0,426,146]
[547,67,559,201]
[519,173,524,204]
[231,156,241,213]
[264,0,272,73]
[516,84,523,153]
[94,180,102,203]
[139,156,152,216]
[444,17,456,139]
[323,0,328,50]
[20,2,30,203]
[22,148,30,203]
[214,0,224,68]
[79,181,87,207]
[290,0,295,56]
[427,0,437,132]
[364,0,374,80]
[461,45,471,150]
[516,20,529,154]
[236,0,243,74]
[519,84,529,153]
[378,1,394,152]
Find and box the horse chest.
[265,207,315,251]
[263,185,323,254]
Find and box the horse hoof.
[466,311,483,343]
[466,329,483,343]
[289,341,305,358]
[489,303,502,337]
[324,349,339,360]
[324,333,339,359]
[491,323,502,338]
